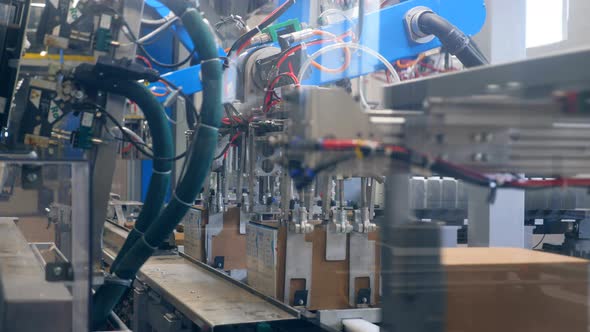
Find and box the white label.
[48,101,63,123]
[66,0,80,24]
[100,14,112,29]
[81,112,93,127]
[29,89,41,109]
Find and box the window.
[526,0,567,48]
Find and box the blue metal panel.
[279,0,311,24]
[302,0,486,84]
[144,0,226,63]
[151,0,486,92]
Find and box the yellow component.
[354,146,364,160]
[124,115,145,120]
[23,53,96,62]
[24,134,58,148]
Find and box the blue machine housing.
[147,0,486,93]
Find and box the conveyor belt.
[103,222,299,329]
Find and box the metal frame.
[384,47,590,109]
[90,0,146,278]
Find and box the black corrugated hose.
[418,11,489,68]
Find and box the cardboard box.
[182,207,206,262]
[443,248,589,332]
[207,206,247,270]
[247,222,380,310]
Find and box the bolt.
[472,153,484,162]
[472,133,483,143]
[26,173,38,183]
[53,266,62,276]
[73,90,84,100]
[486,84,501,93]
[506,81,522,90]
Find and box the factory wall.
[527,0,590,57]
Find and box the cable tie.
[130,228,144,236]
[152,168,172,175]
[141,235,158,250]
[173,191,194,208]
[199,123,219,132]
[201,57,221,65]
[105,274,133,288]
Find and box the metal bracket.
[293,290,308,307]
[45,262,73,282]
[213,256,225,269]
[356,288,371,307]
[326,223,348,261]
[284,232,312,307]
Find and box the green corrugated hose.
[91,3,223,329]
[108,81,174,272]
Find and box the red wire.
[136,55,152,68]
[263,72,299,113]
[237,40,252,55]
[229,131,242,145]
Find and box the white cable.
[110,126,149,146]
[141,13,176,26]
[136,16,180,44]
[317,8,356,29]
[358,76,371,109]
[297,42,400,84]
[117,16,180,47]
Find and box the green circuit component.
[95,28,112,52]
[262,18,302,43]
[72,127,94,150]
[72,111,95,150]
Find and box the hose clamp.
[105,274,133,288]
[152,168,172,175]
[404,6,436,44]
[173,191,195,208]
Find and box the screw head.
[298,299,304,305]
[53,266,62,276]
[73,90,84,100]
[26,173,38,182]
